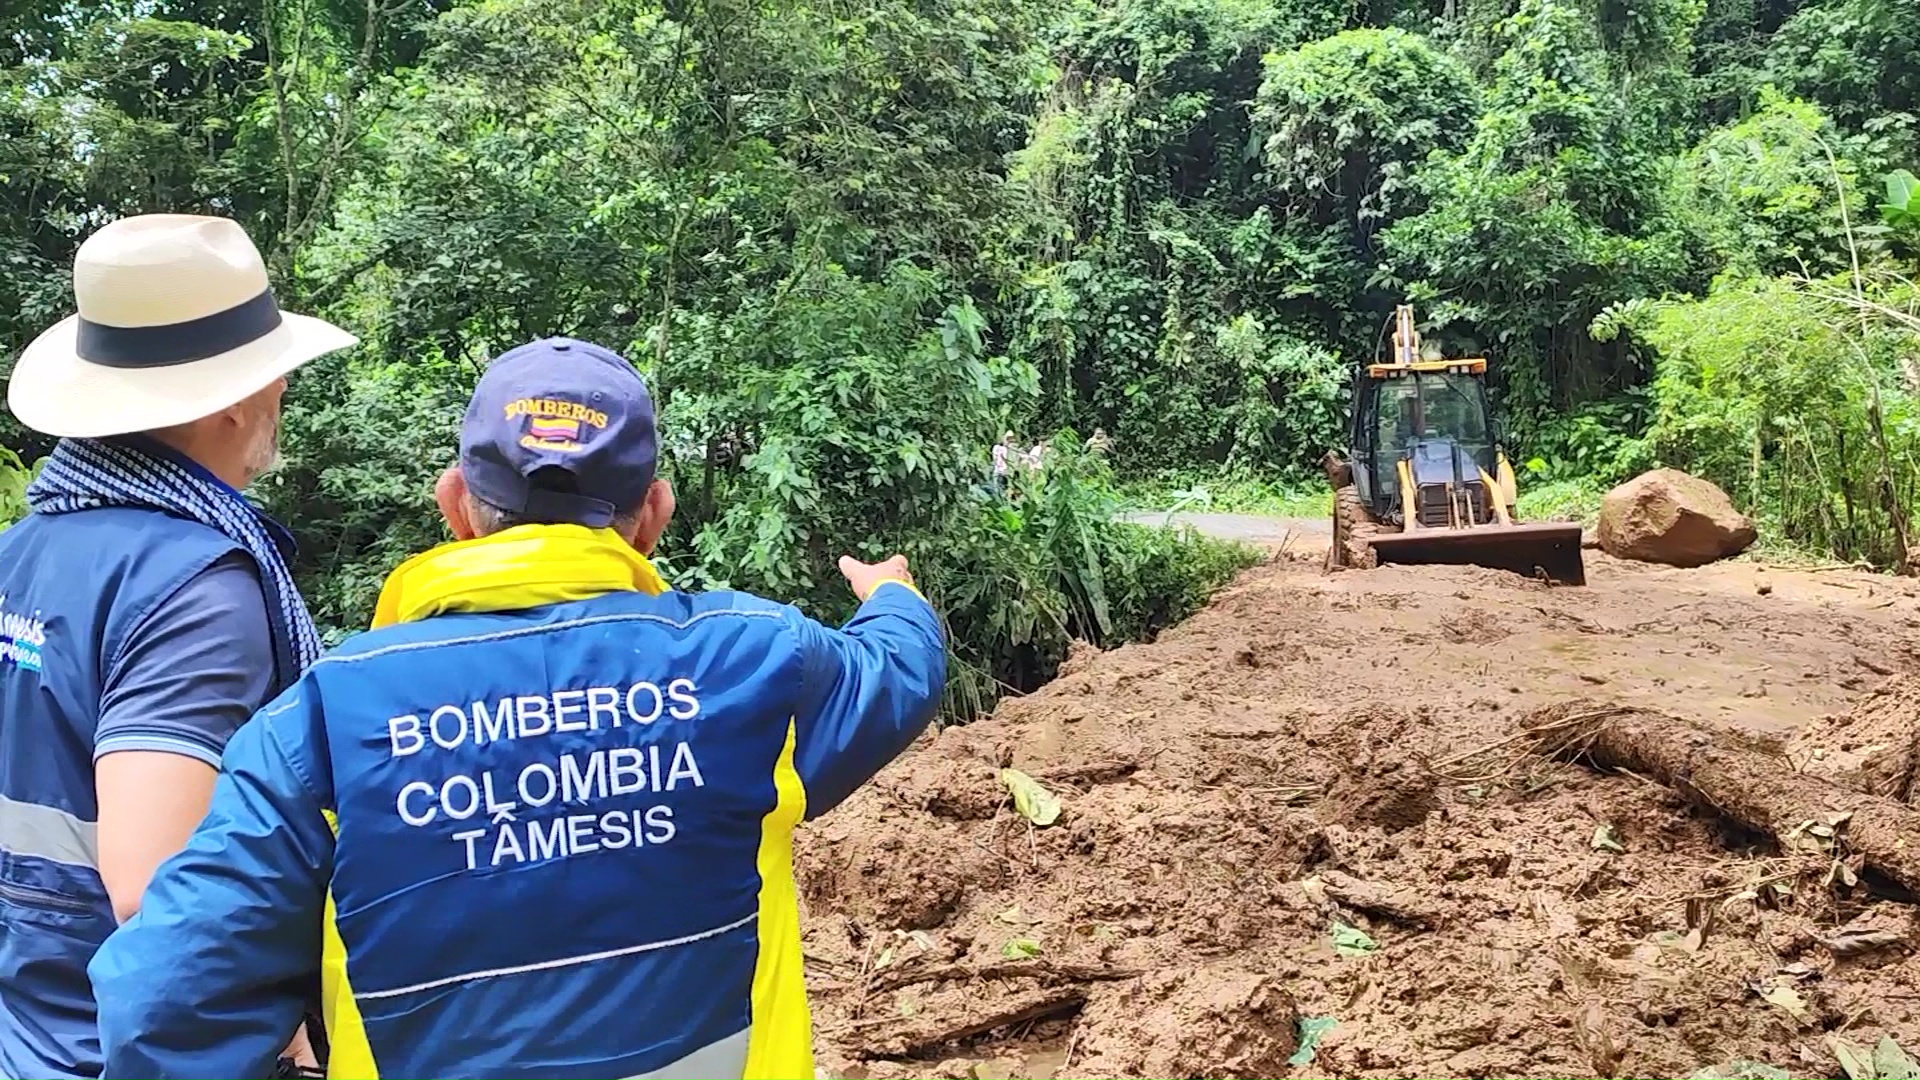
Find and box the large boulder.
[1598,468,1757,567]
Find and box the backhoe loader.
[1322,305,1586,585]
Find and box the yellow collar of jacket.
[371,523,670,628]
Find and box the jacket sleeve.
[89,686,334,1080]
[788,580,946,818]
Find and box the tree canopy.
[7,0,1920,705]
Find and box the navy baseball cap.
[460,337,658,528]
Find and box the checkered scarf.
[27,437,322,692]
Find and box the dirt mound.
[1072,969,1300,1078]
[1317,751,1438,833]
[799,556,1920,1078]
[1789,675,1920,802]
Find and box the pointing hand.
[838,554,914,602]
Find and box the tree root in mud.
[822,959,1139,1061]
[832,986,1086,1060]
[1528,701,1920,896]
[866,959,1141,995]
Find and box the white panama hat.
[7,214,358,438]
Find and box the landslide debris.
[798,552,1920,1079]
[1790,674,1920,804]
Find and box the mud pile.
[1789,675,1920,803]
[796,553,1920,1079]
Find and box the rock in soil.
[1598,468,1758,567]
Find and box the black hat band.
[76,289,284,370]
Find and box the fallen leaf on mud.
[1331,921,1378,957]
[897,997,919,1018]
[1785,816,1845,854]
[1826,859,1862,889]
[873,929,933,971]
[1692,1060,1792,1079]
[998,768,1061,826]
[1757,984,1810,1021]
[1289,1016,1338,1066]
[1783,819,1825,852]
[1824,1035,1920,1080]
[1830,1035,1876,1080]
[997,905,1027,924]
[1875,1037,1920,1079]
[1000,937,1042,959]
[1591,823,1626,853]
[1301,875,1330,907]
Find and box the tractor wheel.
[1330,485,1381,571]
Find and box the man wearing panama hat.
[0,214,355,1079]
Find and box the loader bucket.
[1367,521,1587,586]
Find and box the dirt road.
[1116,511,1326,548]
[798,542,1920,1079]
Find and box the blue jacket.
[0,507,252,1080]
[90,525,946,1079]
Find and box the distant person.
[90,337,949,1080]
[0,214,353,1079]
[1088,428,1112,456]
[1026,438,1050,471]
[991,431,1017,493]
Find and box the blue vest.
[0,508,246,1080]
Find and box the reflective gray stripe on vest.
[620,1029,749,1079]
[0,793,98,869]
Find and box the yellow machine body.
[1328,305,1586,586]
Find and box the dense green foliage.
[8,0,1920,706]
[0,450,29,528]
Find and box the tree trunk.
[1528,703,1920,894]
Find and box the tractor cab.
[1325,305,1585,585]
[1350,355,1512,528]
[1348,308,1517,528]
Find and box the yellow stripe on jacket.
[744,719,812,1079]
[319,810,378,1080]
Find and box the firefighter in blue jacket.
[88,337,948,1080]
